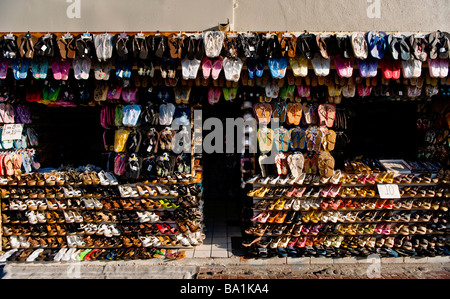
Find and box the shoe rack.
[244,170,449,256]
[0,172,205,254]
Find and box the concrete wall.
[234,0,450,32]
[0,0,449,33]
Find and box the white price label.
[377,184,401,199]
[1,124,24,141]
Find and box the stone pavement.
[1,255,449,279]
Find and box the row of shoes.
[252,196,449,213]
[244,235,450,258]
[2,213,202,236]
[248,184,450,199]
[247,172,342,186]
[118,183,202,198]
[0,170,119,187]
[2,206,202,227]
[341,172,442,185]
[245,218,447,240]
[2,231,204,250]
[250,208,448,225]
[246,171,444,188]
[2,195,202,213]
[343,159,441,174]
[0,182,202,201]
[0,247,187,263]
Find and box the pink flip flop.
[334,55,353,78]
[208,86,216,105]
[202,57,212,79]
[60,59,71,80]
[211,57,223,80]
[0,58,9,79]
[52,60,62,80]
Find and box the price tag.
[1,124,24,141]
[377,184,401,199]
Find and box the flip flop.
[351,32,368,60]
[211,57,223,80]
[202,57,212,79]
[257,127,274,153]
[289,127,306,151]
[325,104,336,128]
[272,100,287,124]
[273,127,291,152]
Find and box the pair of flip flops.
[51,59,71,80]
[73,56,91,80]
[311,53,330,77]
[428,58,449,78]
[30,57,49,79]
[247,58,265,78]
[201,56,223,80]
[181,57,201,80]
[93,33,114,62]
[334,55,354,78]
[268,57,288,79]
[203,31,225,58]
[122,105,142,127]
[289,56,309,77]
[402,58,423,79]
[223,57,243,82]
[115,59,132,79]
[317,103,336,128]
[207,86,221,105]
[11,58,30,80]
[357,58,378,78]
[159,103,176,125]
[380,58,402,80]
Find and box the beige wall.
[0,0,449,33]
[234,0,450,32]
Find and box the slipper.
[439,59,449,78]
[223,57,235,82]
[273,127,291,152]
[257,127,274,153]
[272,100,287,124]
[325,104,336,128]
[290,127,306,150]
[351,32,368,60]
[256,59,265,78]
[275,153,288,175]
[247,58,257,79]
[268,58,280,78]
[0,58,8,79]
[211,57,223,80]
[392,59,402,80]
[202,57,212,79]
[357,59,369,77]
[402,58,415,79]
[335,54,353,78]
[399,35,411,61]
[317,104,327,127]
[232,57,243,82]
[286,102,302,126]
[387,34,401,60]
[367,59,379,77]
[297,33,316,60]
[254,102,272,125]
[316,34,329,59]
[276,58,288,79]
[367,31,387,59]
[428,58,441,78]
[380,58,393,79]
